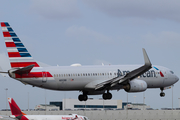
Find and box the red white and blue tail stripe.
[1,22,40,68]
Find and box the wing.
[95,48,152,91]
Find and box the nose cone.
[174,75,179,83]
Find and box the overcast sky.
[0,0,180,110]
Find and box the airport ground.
[1,110,180,120]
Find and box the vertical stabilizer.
[1,22,40,68]
[8,98,22,116]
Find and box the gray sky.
[0,0,180,110]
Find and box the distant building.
[36,99,150,111]
[50,101,62,110]
[62,98,122,110]
[35,104,59,111]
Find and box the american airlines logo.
[117,69,157,78]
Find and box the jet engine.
[124,79,147,92]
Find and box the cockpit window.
[170,71,174,74]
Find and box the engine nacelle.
[124,79,147,92]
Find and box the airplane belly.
[17,78,59,90]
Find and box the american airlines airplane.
[8,98,89,120]
[0,22,179,101]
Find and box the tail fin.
[1,22,40,68]
[8,98,23,116]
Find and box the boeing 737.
[0,22,179,101]
[8,98,89,120]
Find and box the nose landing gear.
[160,87,165,97]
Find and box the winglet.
[142,48,152,66]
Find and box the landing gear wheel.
[83,95,88,101]
[78,95,83,101]
[160,92,165,97]
[102,92,112,100]
[78,94,88,101]
[107,93,112,99]
[160,87,165,97]
[103,93,108,100]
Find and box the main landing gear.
[102,90,112,100]
[78,91,88,101]
[160,87,165,97]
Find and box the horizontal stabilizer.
[12,64,35,74]
[0,72,9,77]
[0,66,8,77]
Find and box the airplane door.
[42,71,47,82]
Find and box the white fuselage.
[12,64,179,94]
[24,115,88,120]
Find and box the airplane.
[8,98,89,120]
[0,22,179,101]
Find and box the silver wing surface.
[95,48,152,91]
